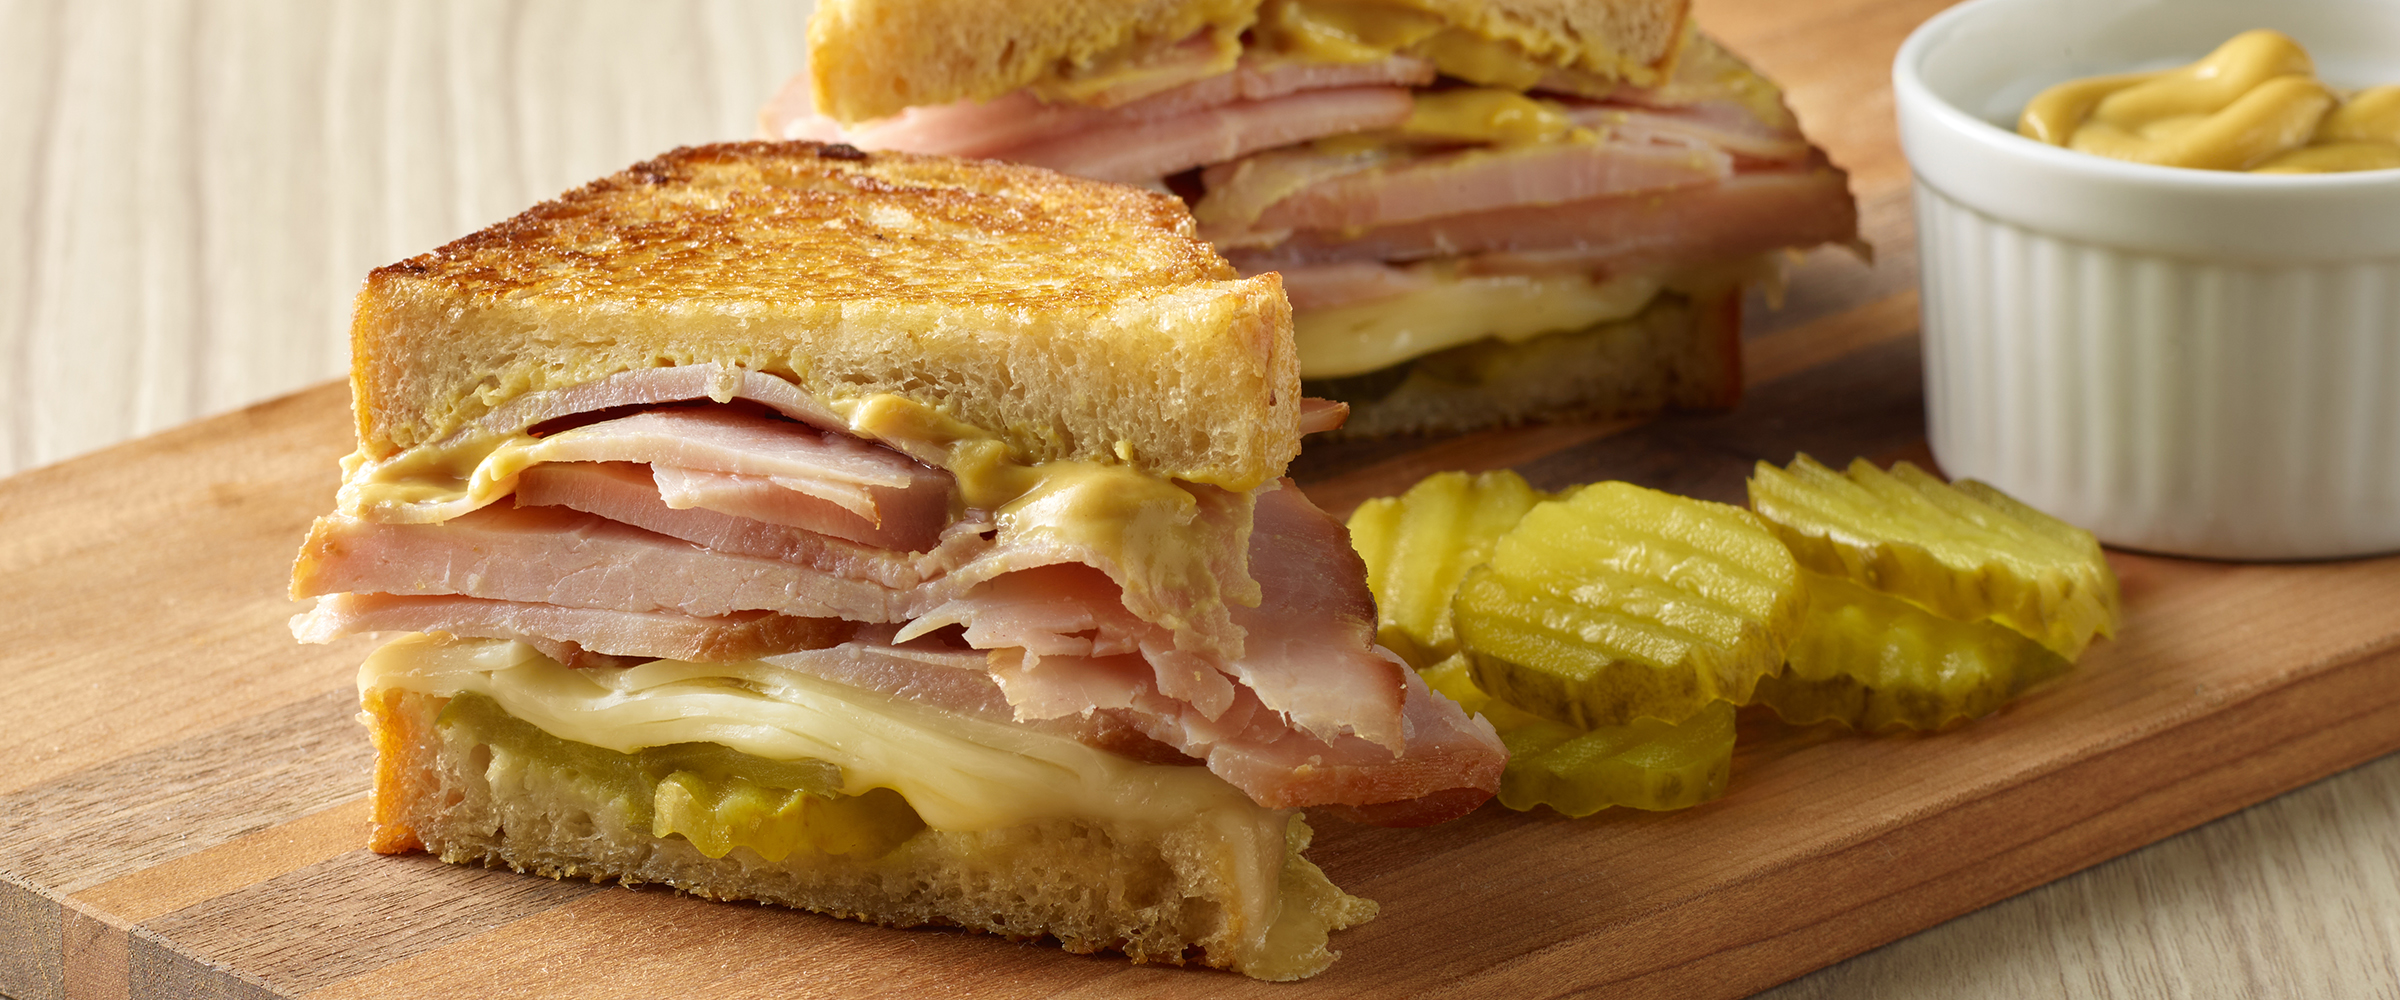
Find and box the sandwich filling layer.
[361,635,1376,979]
[308,142,1494,981]
[774,13,1860,423]
[301,363,1504,825]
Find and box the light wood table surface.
[1,0,2393,996]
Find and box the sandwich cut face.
[774,0,1862,437]
[298,141,1505,981]
[350,140,1301,489]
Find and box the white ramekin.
[1894,0,2400,560]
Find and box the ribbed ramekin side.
[1914,182,2400,559]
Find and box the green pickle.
[1756,571,2073,732]
[1747,455,2121,659]
[439,691,925,860]
[1424,656,1734,816]
[1452,481,1803,728]
[1346,470,1552,669]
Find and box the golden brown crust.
[1402,0,1689,83]
[809,0,1257,123]
[349,142,1301,490]
[362,686,1375,978]
[806,0,1692,123]
[364,686,431,854]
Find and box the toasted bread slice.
[806,0,1692,125]
[350,141,1299,492]
[363,686,1377,980]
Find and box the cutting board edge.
[1430,634,2400,1000]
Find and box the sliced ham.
[514,462,991,589]
[292,504,929,623]
[942,482,1410,754]
[1297,397,1349,435]
[1009,86,1414,184]
[1278,260,1430,311]
[1225,163,1859,274]
[1109,53,1435,120]
[650,464,919,553]
[1230,138,1733,240]
[989,640,1500,823]
[768,54,1434,162]
[541,407,931,492]
[1565,102,1812,165]
[480,363,845,437]
[317,434,1263,667]
[973,473,1259,663]
[1194,146,1391,245]
[294,592,850,664]
[1201,666,1505,826]
[315,364,1505,824]
[910,562,1240,721]
[522,408,955,552]
[345,364,852,524]
[761,635,1020,721]
[925,565,1154,658]
[759,639,1206,766]
[1216,482,1406,752]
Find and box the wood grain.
[5,313,2397,1000]
[4,0,2399,998]
[0,0,816,477]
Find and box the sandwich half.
[766,0,1861,436]
[290,141,1505,980]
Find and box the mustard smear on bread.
[1252,0,1673,90]
[336,388,1262,647]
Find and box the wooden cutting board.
[5,1,2399,997]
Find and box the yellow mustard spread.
[1249,0,1644,90]
[335,386,1261,639]
[2019,30,2400,173]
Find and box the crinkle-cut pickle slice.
[1453,480,1803,729]
[1347,470,1553,669]
[1747,455,2122,660]
[1756,571,2073,732]
[1424,656,1733,816]
[438,691,924,863]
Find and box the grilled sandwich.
[766,0,1861,436]
[291,141,1505,980]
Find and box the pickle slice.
[1755,571,2073,732]
[1346,470,1552,669]
[1452,481,1803,728]
[1748,455,2121,659]
[1424,655,1734,816]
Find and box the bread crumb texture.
[362,689,1374,979]
[350,142,1299,490]
[810,0,1255,122]
[808,0,1690,123]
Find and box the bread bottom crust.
[361,688,1375,979]
[1304,289,1741,438]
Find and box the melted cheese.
[363,634,1278,837]
[1297,271,1662,378]
[334,386,1262,639]
[1252,0,1657,88]
[362,632,1368,979]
